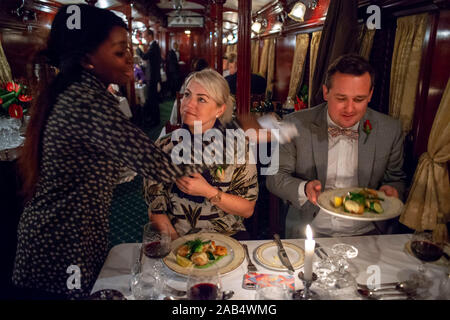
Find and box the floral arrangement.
[0,81,32,119]
[295,84,308,111]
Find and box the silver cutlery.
[357,280,418,294]
[315,242,328,257]
[164,285,187,297]
[273,234,295,274]
[357,288,416,300]
[243,244,258,273]
[164,290,234,300]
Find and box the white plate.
[254,241,304,271]
[163,232,244,277]
[317,187,404,221]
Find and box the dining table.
[91,233,449,300]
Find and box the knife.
[273,233,295,273]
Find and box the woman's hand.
[176,173,217,198]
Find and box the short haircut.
[146,28,154,37]
[324,54,375,90]
[227,53,237,64]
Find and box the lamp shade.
[251,21,262,33]
[288,2,307,22]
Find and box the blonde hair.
[183,68,234,123]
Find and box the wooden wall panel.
[411,9,450,160]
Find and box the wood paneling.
[411,9,450,160]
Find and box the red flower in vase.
[9,104,23,119]
[6,82,20,93]
[18,94,32,102]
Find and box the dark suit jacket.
[225,73,267,95]
[137,41,161,85]
[266,103,407,231]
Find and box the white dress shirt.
[297,111,374,236]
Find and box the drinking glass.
[186,266,222,300]
[142,222,171,260]
[314,243,358,291]
[409,230,444,288]
[255,282,292,300]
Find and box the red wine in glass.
[144,241,170,259]
[188,283,219,300]
[411,240,443,262]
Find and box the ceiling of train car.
[52,0,274,32]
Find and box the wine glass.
[409,230,444,288]
[142,221,171,260]
[186,266,222,300]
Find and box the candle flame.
[306,224,313,240]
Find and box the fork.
[315,242,328,257]
[242,244,258,273]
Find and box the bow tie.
[328,126,359,140]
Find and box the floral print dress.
[143,126,258,237]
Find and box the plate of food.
[317,187,404,221]
[254,241,304,271]
[163,232,245,276]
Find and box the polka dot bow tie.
[328,126,359,140]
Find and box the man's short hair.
[324,54,375,90]
[146,28,154,37]
[227,53,237,64]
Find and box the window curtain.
[288,33,310,100]
[258,39,270,77]
[310,0,359,106]
[358,25,376,60]
[389,13,428,134]
[309,31,322,107]
[0,39,12,83]
[251,40,259,74]
[266,38,276,96]
[400,79,450,241]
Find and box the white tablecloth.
[92,234,449,300]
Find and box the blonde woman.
[143,68,258,240]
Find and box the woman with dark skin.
[12,5,206,299]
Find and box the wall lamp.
[288,0,318,22]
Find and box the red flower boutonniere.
[363,119,372,143]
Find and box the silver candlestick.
[294,272,319,300]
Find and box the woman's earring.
[216,114,219,118]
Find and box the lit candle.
[304,224,315,281]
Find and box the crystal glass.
[314,243,358,291]
[130,266,164,300]
[186,266,222,300]
[255,282,292,300]
[409,230,444,288]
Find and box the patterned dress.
[12,71,205,299]
[143,125,258,237]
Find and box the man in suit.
[166,42,181,98]
[137,28,161,127]
[266,54,407,238]
[225,53,266,95]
